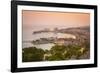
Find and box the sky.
[22,10,90,30]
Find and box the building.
[54,38,79,46]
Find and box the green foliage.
[45,45,86,61]
[22,47,45,62]
[47,53,65,61]
[22,42,90,62]
[50,45,67,54]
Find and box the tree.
[22,47,45,62]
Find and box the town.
[32,26,90,47]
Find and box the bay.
[22,28,76,50]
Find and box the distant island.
[33,26,89,34]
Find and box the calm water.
[22,28,76,50]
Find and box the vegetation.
[22,41,90,62]
[22,47,45,62]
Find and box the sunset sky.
[22,10,90,30]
